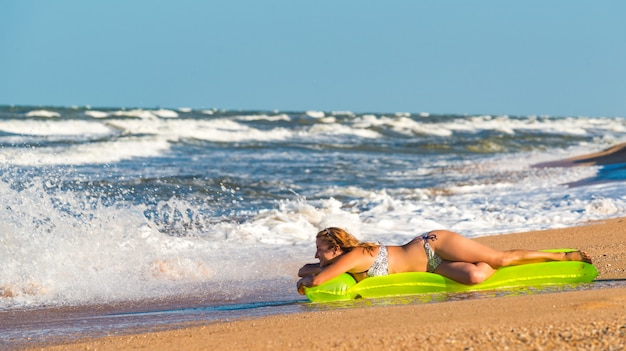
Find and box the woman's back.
[387,243,429,274]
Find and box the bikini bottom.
[420,233,444,273]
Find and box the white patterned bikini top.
[366,244,388,277]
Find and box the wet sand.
[533,142,626,168]
[21,216,626,351]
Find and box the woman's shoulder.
[344,245,380,261]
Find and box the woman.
[297,227,592,294]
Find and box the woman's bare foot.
[564,251,593,264]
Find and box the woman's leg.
[433,261,496,285]
[428,230,592,268]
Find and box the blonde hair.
[316,227,378,255]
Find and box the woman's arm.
[297,249,373,294]
[298,263,321,277]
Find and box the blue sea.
[1,106,625,346]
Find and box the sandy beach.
[533,142,626,168]
[20,216,625,351]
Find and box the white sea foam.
[112,109,159,119]
[172,119,292,142]
[343,114,626,138]
[354,115,454,137]
[305,110,325,118]
[234,114,291,122]
[0,118,298,166]
[84,110,110,118]
[318,169,624,240]
[0,179,313,308]
[0,137,171,166]
[25,110,61,118]
[0,181,204,305]
[442,115,591,136]
[308,122,381,139]
[330,111,356,117]
[153,118,291,142]
[0,120,117,137]
[152,109,179,118]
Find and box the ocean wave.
[3,107,625,141]
[0,119,116,137]
[0,137,171,166]
[25,109,61,118]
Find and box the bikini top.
[366,244,388,277]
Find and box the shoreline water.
[7,216,625,351]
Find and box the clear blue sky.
[1,1,625,116]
